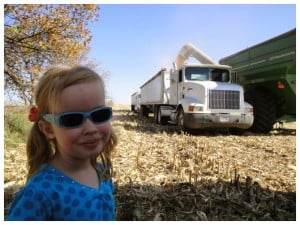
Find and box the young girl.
[7,66,118,221]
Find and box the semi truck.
[219,28,296,133]
[134,43,254,132]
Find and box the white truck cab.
[169,64,253,130]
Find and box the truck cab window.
[185,68,209,81]
[184,67,229,82]
[211,69,230,82]
[190,74,208,81]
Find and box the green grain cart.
[219,28,296,133]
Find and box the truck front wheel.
[177,107,186,131]
[245,89,276,133]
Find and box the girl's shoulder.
[27,164,59,186]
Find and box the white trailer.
[136,44,254,131]
[140,69,170,105]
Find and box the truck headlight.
[244,102,254,113]
[188,105,203,112]
[245,106,254,113]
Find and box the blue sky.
[87,4,296,105]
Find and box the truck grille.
[209,90,240,109]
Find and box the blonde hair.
[26,65,117,182]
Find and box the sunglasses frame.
[43,107,112,128]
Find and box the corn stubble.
[4,106,296,220]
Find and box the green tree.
[4,4,100,105]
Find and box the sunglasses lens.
[91,108,111,123]
[60,114,84,127]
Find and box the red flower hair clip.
[28,106,39,122]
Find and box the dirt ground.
[4,106,296,220]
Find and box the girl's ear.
[38,120,56,140]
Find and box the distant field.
[4,105,296,220]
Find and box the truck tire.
[177,107,186,131]
[157,106,168,125]
[154,106,159,124]
[245,89,276,133]
[140,105,149,117]
[177,107,195,133]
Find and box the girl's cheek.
[99,122,112,136]
[53,127,77,139]
[59,130,81,144]
[65,129,81,139]
[98,123,112,146]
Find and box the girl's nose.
[82,118,98,135]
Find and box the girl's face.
[46,80,111,161]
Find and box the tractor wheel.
[245,89,276,133]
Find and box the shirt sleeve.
[6,185,52,221]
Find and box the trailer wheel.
[140,105,149,117]
[245,89,276,133]
[154,106,159,124]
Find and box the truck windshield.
[185,67,230,82]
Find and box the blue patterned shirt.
[7,164,115,221]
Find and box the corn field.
[4,105,296,220]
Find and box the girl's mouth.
[81,139,100,149]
